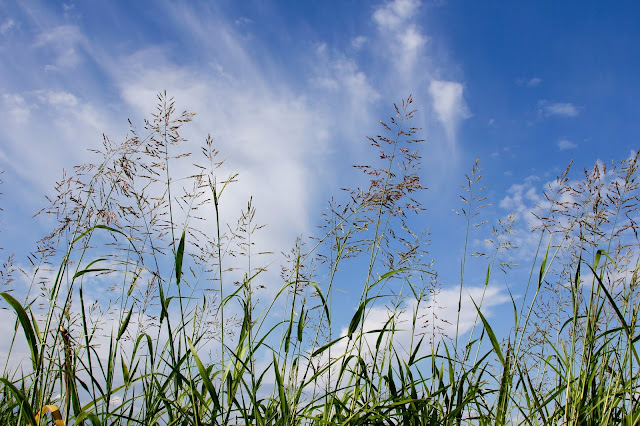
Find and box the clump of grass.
[1,92,639,425]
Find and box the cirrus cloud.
[558,138,578,150]
[538,100,580,117]
[429,80,470,147]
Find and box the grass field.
[1,93,639,425]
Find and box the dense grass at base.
[1,93,639,425]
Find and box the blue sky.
[1,0,639,367]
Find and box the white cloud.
[234,17,253,26]
[517,77,541,87]
[558,138,577,150]
[398,25,427,54]
[0,18,15,35]
[312,51,378,101]
[95,44,345,290]
[33,25,85,70]
[372,0,428,72]
[372,0,420,30]
[2,93,30,124]
[498,176,553,260]
[527,77,542,87]
[0,87,119,199]
[351,35,367,49]
[309,43,380,141]
[33,24,82,47]
[497,170,605,263]
[538,100,579,117]
[429,80,470,146]
[499,176,545,220]
[38,90,79,107]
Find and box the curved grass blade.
[188,339,220,411]
[175,229,186,286]
[472,298,504,365]
[1,292,39,372]
[117,308,133,341]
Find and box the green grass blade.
[472,298,504,365]
[310,282,331,325]
[117,308,133,341]
[272,353,290,420]
[175,229,186,285]
[188,339,220,410]
[348,302,365,339]
[1,292,39,372]
[538,247,549,289]
[297,305,305,343]
[0,377,38,425]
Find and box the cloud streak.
[538,100,580,117]
[372,0,428,78]
[558,138,577,150]
[429,80,470,148]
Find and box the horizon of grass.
[0,92,639,425]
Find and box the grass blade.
[0,378,38,425]
[175,229,186,285]
[1,292,39,372]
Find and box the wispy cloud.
[517,76,541,87]
[234,17,253,26]
[373,0,420,30]
[33,25,87,71]
[527,77,541,87]
[0,18,15,35]
[372,0,427,73]
[37,90,79,107]
[1,93,30,124]
[351,35,367,49]
[311,43,380,104]
[103,51,332,260]
[429,80,470,146]
[558,138,577,150]
[538,100,580,117]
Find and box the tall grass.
[1,92,639,425]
